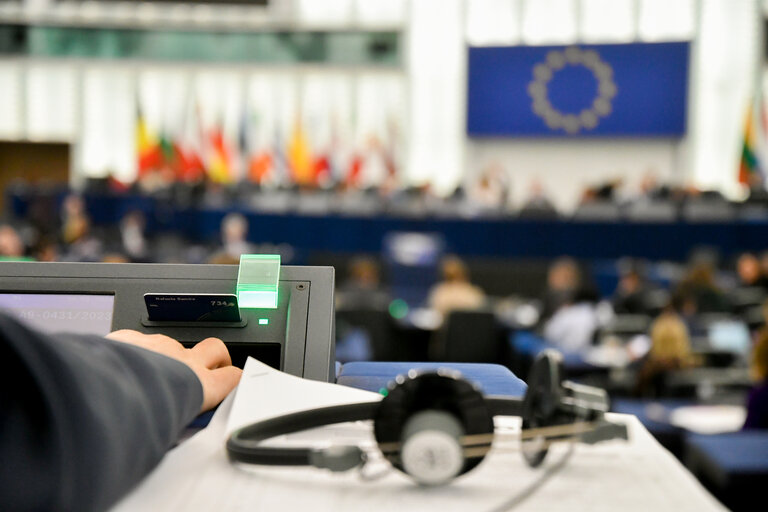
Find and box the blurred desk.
[611,399,747,458]
[10,189,768,260]
[114,360,726,512]
[510,331,603,378]
[685,431,768,512]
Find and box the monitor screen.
[708,320,751,356]
[0,293,115,336]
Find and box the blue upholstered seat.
[336,361,527,397]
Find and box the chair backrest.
[336,308,401,361]
[439,310,501,363]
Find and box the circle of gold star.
[527,47,618,134]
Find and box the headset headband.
[227,350,627,485]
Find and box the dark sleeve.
[0,312,204,511]
[743,384,768,430]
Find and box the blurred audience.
[635,311,696,398]
[744,327,768,429]
[427,256,486,315]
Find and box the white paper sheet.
[112,358,727,512]
[226,358,381,435]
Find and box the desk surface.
[114,400,725,511]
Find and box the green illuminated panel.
[258,318,269,325]
[237,254,280,309]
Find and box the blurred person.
[61,194,89,246]
[60,194,103,261]
[32,236,60,262]
[468,162,508,210]
[744,324,768,429]
[0,311,241,510]
[518,179,558,218]
[60,211,103,263]
[743,172,768,205]
[612,262,650,314]
[634,311,695,398]
[211,212,254,261]
[427,256,486,315]
[207,253,241,265]
[119,210,150,262]
[0,224,24,259]
[674,260,729,314]
[540,257,581,320]
[542,287,600,354]
[337,257,390,310]
[579,178,623,204]
[736,252,768,290]
[759,251,768,283]
[101,253,131,264]
[636,169,673,201]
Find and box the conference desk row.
[174,360,763,512]
[10,190,768,260]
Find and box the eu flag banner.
[467,42,690,137]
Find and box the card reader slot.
[140,313,248,329]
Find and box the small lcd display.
[0,293,115,336]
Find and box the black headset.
[226,350,628,486]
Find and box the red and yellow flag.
[288,118,313,185]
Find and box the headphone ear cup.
[521,350,564,467]
[373,371,494,484]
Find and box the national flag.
[346,153,363,187]
[136,106,162,177]
[249,152,273,184]
[239,103,273,184]
[270,127,289,187]
[287,118,313,185]
[177,97,206,183]
[207,124,233,184]
[738,95,766,186]
[313,154,331,186]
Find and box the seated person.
[744,329,768,429]
[427,256,486,315]
[634,311,696,397]
[336,257,390,310]
[540,257,582,321]
[736,252,768,291]
[542,287,599,354]
[612,262,650,315]
[0,311,241,511]
[0,223,25,260]
[674,260,729,314]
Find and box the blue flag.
[467,42,690,137]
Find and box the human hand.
[106,330,242,412]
